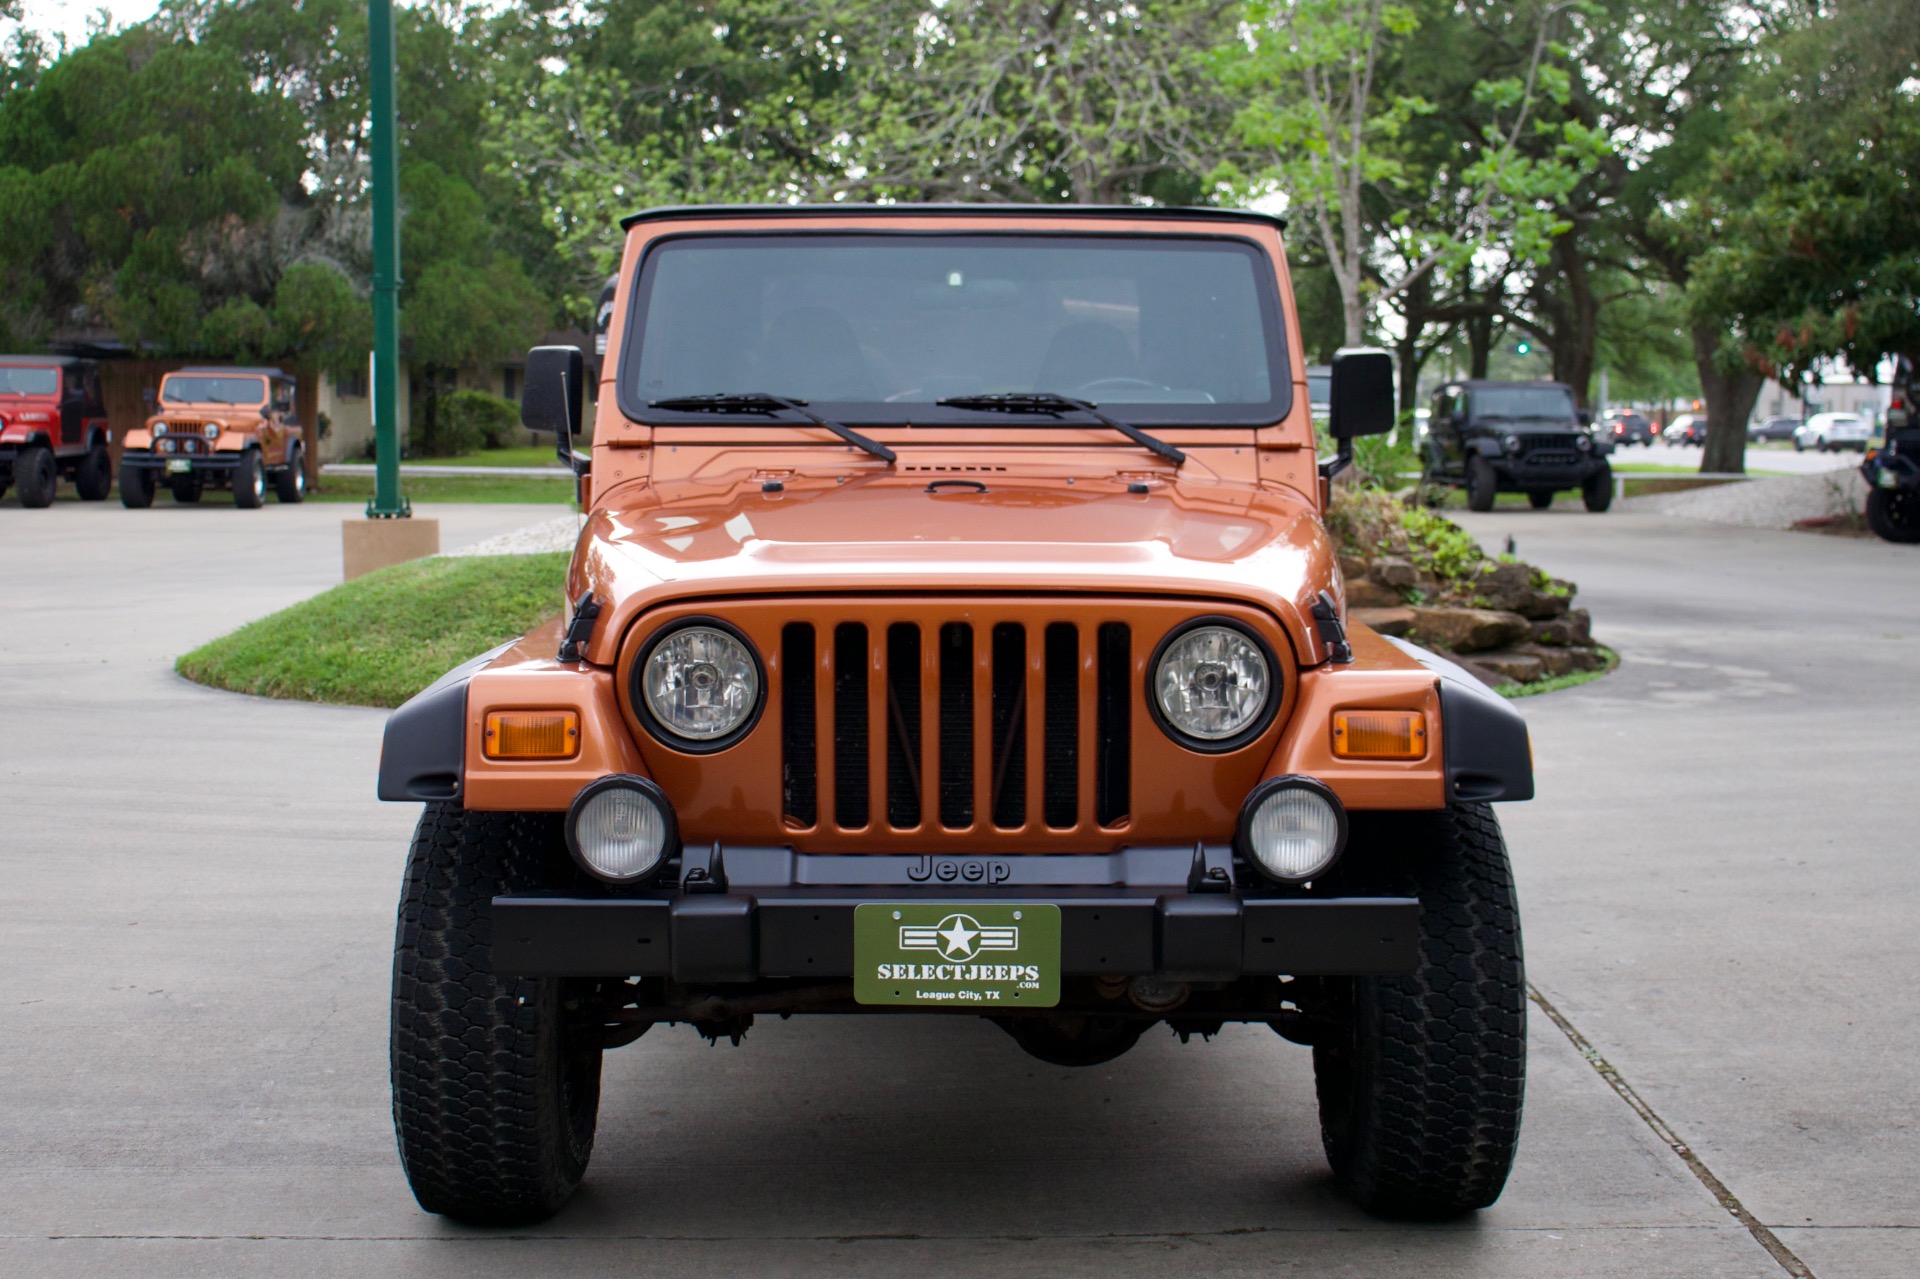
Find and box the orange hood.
[569,467,1341,668]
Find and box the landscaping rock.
[1475,561,1533,612]
[1338,554,1370,580]
[1515,642,1578,677]
[1513,587,1571,621]
[1345,577,1404,608]
[1409,606,1531,654]
[1471,649,1547,684]
[1531,606,1593,646]
[1352,606,1415,638]
[1373,556,1418,589]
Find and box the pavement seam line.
[1527,982,1816,1279]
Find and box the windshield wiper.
[647,392,896,464]
[935,392,1186,465]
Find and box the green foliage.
[431,388,522,456]
[176,553,569,707]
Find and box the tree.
[1220,0,1596,348]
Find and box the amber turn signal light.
[1331,710,1427,760]
[484,710,580,760]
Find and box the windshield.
[623,234,1288,425]
[0,366,58,395]
[162,375,266,405]
[1473,386,1575,421]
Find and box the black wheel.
[1525,490,1552,510]
[15,445,56,507]
[1313,804,1526,1218]
[1866,486,1920,543]
[75,442,112,501]
[1465,455,1497,512]
[170,476,203,503]
[272,445,307,503]
[1582,463,1613,513]
[119,460,155,508]
[233,451,265,508]
[391,805,603,1225]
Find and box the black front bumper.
[492,846,1419,982]
[121,449,243,474]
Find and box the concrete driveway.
[1,499,1913,1277]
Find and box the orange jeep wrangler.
[0,355,112,507]
[119,366,308,508]
[378,206,1534,1225]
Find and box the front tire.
[1582,463,1613,512]
[1465,456,1497,512]
[233,451,266,508]
[391,805,602,1225]
[1313,804,1526,1218]
[1866,486,1920,543]
[15,444,56,507]
[119,460,155,508]
[75,442,112,500]
[1525,490,1552,510]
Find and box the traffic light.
[1516,340,1532,355]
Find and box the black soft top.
[619,203,1287,233]
[0,354,89,368]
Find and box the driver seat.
[1033,323,1137,393]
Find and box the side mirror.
[1577,408,1592,426]
[523,345,585,468]
[1328,347,1396,441]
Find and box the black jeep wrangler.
[1425,380,1612,512]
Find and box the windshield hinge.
[557,591,602,663]
[1311,590,1354,664]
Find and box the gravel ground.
[441,513,583,557]
[1622,467,1866,529]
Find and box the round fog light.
[1239,778,1346,883]
[566,776,676,884]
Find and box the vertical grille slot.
[1096,622,1131,827]
[938,623,974,828]
[781,623,816,827]
[1043,623,1078,828]
[833,622,869,829]
[990,622,1027,829]
[885,623,922,829]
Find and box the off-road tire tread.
[1583,465,1613,513]
[390,804,600,1225]
[1865,487,1920,543]
[233,450,265,508]
[16,445,55,507]
[75,443,112,500]
[119,460,154,508]
[273,446,306,503]
[1314,803,1525,1217]
[1466,456,1497,512]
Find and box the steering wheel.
[1071,377,1168,397]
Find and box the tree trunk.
[1467,309,1493,379]
[1692,323,1762,474]
[1549,235,1599,407]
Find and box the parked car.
[0,355,113,507]
[1748,415,1800,443]
[1423,379,1612,511]
[1795,412,1871,453]
[118,366,308,508]
[376,203,1536,1226]
[1662,413,1706,446]
[1602,410,1654,446]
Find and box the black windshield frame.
[616,231,1293,430]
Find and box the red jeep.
[0,356,113,507]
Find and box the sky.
[15,0,165,50]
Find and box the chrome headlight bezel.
[151,421,167,436]
[203,423,220,440]
[1146,617,1282,754]
[631,617,766,753]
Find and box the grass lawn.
[311,472,573,504]
[430,444,570,469]
[176,552,569,708]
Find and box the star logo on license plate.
[898,913,1017,963]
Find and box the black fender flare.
[376,640,517,802]
[1383,636,1534,803]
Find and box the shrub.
[420,388,519,456]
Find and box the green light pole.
[367,0,408,518]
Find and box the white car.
[1795,412,1871,453]
[1662,413,1704,445]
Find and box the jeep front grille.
[1516,434,1579,467]
[780,614,1131,838]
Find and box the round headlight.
[635,620,764,750]
[1149,620,1278,751]
[566,776,675,883]
[1575,433,1593,451]
[203,423,220,440]
[1502,433,1521,454]
[151,421,167,436]
[1239,778,1346,883]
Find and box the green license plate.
[166,459,191,474]
[854,903,1060,1008]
